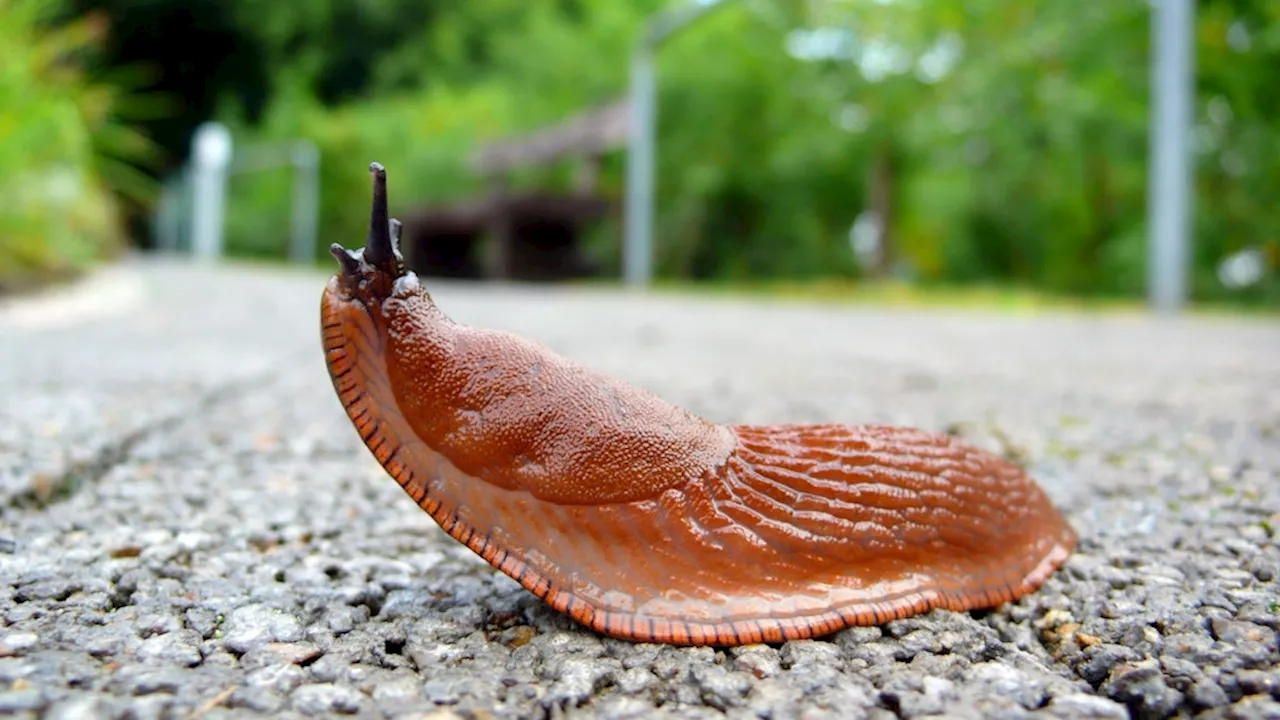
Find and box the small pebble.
[1,633,38,654]
[291,683,365,715]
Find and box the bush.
[182,0,1277,305]
[0,0,156,292]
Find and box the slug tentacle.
[320,162,1077,647]
[360,161,404,279]
[363,162,398,271]
[389,218,402,247]
[326,161,411,305]
[330,244,362,281]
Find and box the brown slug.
[320,162,1077,647]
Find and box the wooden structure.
[398,193,612,281]
[398,100,629,281]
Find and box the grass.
[250,254,1278,319]
[0,0,161,297]
[579,275,1270,317]
[0,265,88,298]
[650,277,1139,313]
[624,276,1280,318]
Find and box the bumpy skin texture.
[380,289,737,506]
[321,270,1077,647]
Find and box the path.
[1,259,1278,719]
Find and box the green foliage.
[219,80,510,260]
[880,0,1155,294]
[0,0,158,291]
[166,0,1280,304]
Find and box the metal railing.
[622,0,1197,313]
[154,122,320,266]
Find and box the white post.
[623,0,732,289]
[190,122,233,263]
[624,52,656,288]
[290,141,320,265]
[1147,0,1195,314]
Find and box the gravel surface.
[1,258,1278,719]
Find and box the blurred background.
[0,0,1276,309]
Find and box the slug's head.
[328,162,413,304]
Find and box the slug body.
[322,164,1077,646]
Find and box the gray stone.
[118,694,172,720]
[781,639,843,670]
[1212,619,1277,648]
[308,654,350,684]
[1078,643,1142,686]
[16,579,80,602]
[592,695,659,719]
[0,633,38,653]
[545,658,615,707]
[1100,661,1184,719]
[290,682,366,715]
[967,661,1044,709]
[230,685,286,713]
[1188,679,1230,710]
[1229,696,1280,720]
[615,666,656,695]
[842,640,899,668]
[422,674,463,705]
[0,689,44,713]
[222,604,304,655]
[248,663,309,695]
[1043,693,1129,719]
[370,674,422,703]
[113,665,188,696]
[1158,656,1200,683]
[44,693,110,720]
[732,646,782,679]
[690,663,751,709]
[133,611,182,638]
[325,605,367,635]
[896,676,958,716]
[1162,632,1217,663]
[185,608,219,639]
[239,642,323,670]
[135,631,202,667]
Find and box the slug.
[321,163,1077,647]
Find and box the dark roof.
[469,100,629,175]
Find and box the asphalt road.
[1,258,1278,719]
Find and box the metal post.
[1147,0,1194,314]
[624,51,656,288]
[623,0,732,289]
[290,141,320,265]
[190,122,233,262]
[154,174,184,254]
